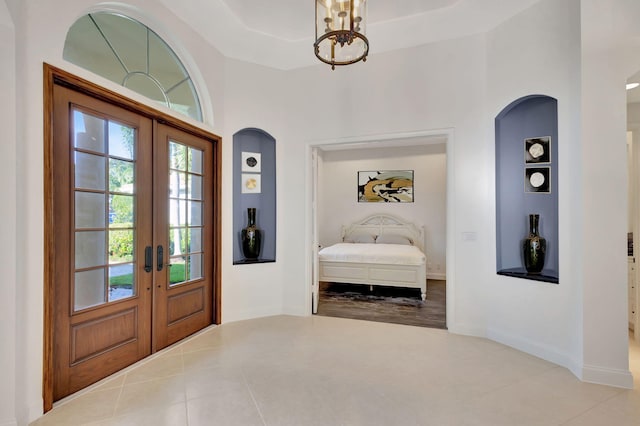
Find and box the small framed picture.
[525,167,550,193]
[241,173,261,194]
[525,136,551,164]
[241,152,261,172]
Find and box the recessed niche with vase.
[495,95,559,284]
[233,128,276,264]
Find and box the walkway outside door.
[45,66,220,406]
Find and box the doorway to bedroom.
[311,135,448,329]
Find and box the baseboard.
[486,327,572,370]
[447,322,486,337]
[581,364,634,389]
[221,305,283,323]
[282,306,307,317]
[486,327,635,388]
[0,418,17,426]
[427,272,446,280]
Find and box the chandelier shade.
[314,0,369,69]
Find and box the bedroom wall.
[318,144,447,279]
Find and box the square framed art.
[241,152,261,172]
[241,173,261,194]
[525,136,551,164]
[525,167,550,193]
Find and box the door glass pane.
[75,152,106,190]
[109,159,135,193]
[109,263,135,302]
[109,230,134,263]
[189,228,202,252]
[75,231,106,269]
[109,195,134,227]
[188,254,202,280]
[75,191,105,228]
[169,228,188,256]
[75,269,106,310]
[108,122,136,160]
[189,201,202,226]
[188,174,202,200]
[170,171,187,198]
[189,147,202,174]
[170,200,187,226]
[169,257,186,285]
[169,142,187,171]
[74,110,105,153]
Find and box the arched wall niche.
[233,128,277,264]
[495,94,559,283]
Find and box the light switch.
[462,232,477,241]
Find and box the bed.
[318,214,427,300]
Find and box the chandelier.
[314,0,369,70]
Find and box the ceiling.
[159,0,543,70]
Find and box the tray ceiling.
[159,0,543,70]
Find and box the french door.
[46,68,220,404]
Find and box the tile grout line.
[557,388,628,425]
[111,372,127,420]
[182,350,191,426]
[241,369,268,426]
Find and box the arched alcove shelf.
[233,128,276,264]
[495,95,559,283]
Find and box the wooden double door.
[47,69,220,404]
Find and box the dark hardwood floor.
[316,280,446,329]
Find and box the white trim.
[427,272,446,280]
[305,128,455,326]
[485,327,634,389]
[223,305,284,323]
[487,326,573,369]
[581,364,634,389]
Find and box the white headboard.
[340,214,425,252]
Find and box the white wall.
[484,0,587,376]
[0,1,17,425]
[579,0,640,387]
[318,144,447,278]
[222,58,288,321]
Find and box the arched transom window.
[64,13,202,122]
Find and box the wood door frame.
[43,63,222,412]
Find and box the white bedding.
[318,243,426,266]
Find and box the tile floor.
[32,316,640,426]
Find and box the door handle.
[157,245,164,271]
[144,246,153,273]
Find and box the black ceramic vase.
[241,207,262,260]
[523,214,546,274]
